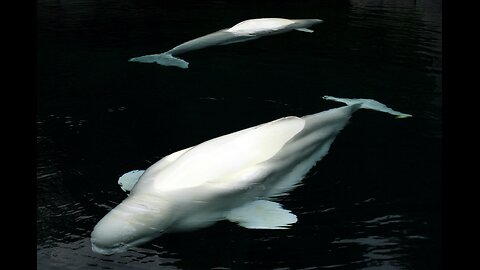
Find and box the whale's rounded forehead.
[90,195,170,254]
[228,18,295,33]
[91,211,137,250]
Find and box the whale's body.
[91,96,411,255]
[128,18,323,69]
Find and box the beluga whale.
[128,18,323,69]
[91,96,412,255]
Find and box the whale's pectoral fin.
[129,53,189,69]
[295,28,314,33]
[225,200,297,229]
[118,170,145,194]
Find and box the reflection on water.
[37,0,441,269]
[37,238,180,270]
[349,0,442,72]
[331,214,428,269]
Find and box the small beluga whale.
[128,18,323,69]
[91,96,412,255]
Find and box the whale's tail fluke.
[323,96,412,118]
[129,53,189,69]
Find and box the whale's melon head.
[91,194,173,255]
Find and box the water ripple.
[37,238,180,270]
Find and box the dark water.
[37,0,442,269]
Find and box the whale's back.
[227,18,294,34]
[133,116,305,194]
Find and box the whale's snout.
[91,212,165,255]
[91,195,171,254]
[90,212,137,255]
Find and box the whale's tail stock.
[323,96,412,118]
[129,53,189,69]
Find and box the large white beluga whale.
[91,96,412,255]
[128,18,323,69]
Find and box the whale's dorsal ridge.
[150,116,305,192]
[227,18,294,34]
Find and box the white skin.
[90,96,411,255]
[128,18,323,68]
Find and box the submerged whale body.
[128,18,323,69]
[91,96,411,255]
